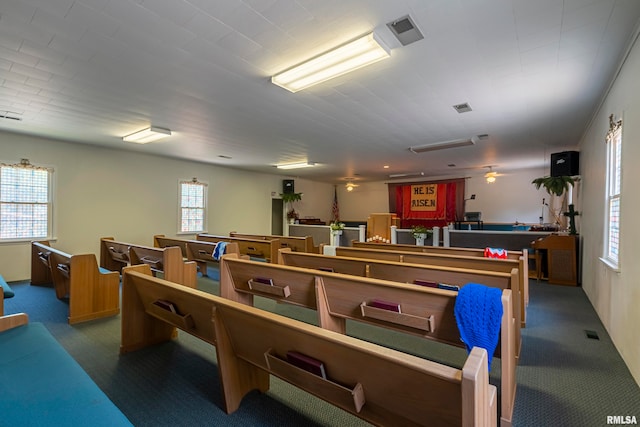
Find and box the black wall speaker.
[283,179,295,194]
[550,151,580,177]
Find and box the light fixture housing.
[345,182,359,192]
[484,166,499,183]
[388,172,425,179]
[123,126,172,144]
[410,138,474,154]
[276,162,316,170]
[272,32,391,93]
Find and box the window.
[0,160,53,240]
[604,114,622,268]
[179,179,207,233]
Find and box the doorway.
[271,198,283,235]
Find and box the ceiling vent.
[409,138,475,154]
[453,103,472,113]
[387,15,424,46]
[0,111,23,121]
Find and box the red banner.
[393,181,460,228]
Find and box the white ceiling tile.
[0,0,638,182]
[31,7,87,42]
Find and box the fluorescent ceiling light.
[123,126,172,144]
[409,138,474,154]
[276,162,316,170]
[272,32,391,93]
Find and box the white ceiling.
[1,0,639,184]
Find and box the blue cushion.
[0,274,14,298]
[0,323,133,426]
[98,267,112,275]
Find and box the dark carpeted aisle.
[4,269,640,426]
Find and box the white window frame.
[603,115,622,270]
[178,179,208,234]
[0,160,54,242]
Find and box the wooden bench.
[0,313,133,426]
[153,235,243,277]
[230,232,320,253]
[335,246,529,327]
[99,237,197,288]
[350,241,530,312]
[197,233,280,263]
[0,273,15,316]
[220,255,514,427]
[30,241,121,324]
[278,248,522,357]
[121,265,497,426]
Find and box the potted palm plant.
[531,175,577,233]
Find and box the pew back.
[122,266,496,426]
[221,255,515,426]
[197,233,280,263]
[279,249,521,356]
[230,232,319,253]
[100,237,197,288]
[31,241,120,324]
[153,235,243,277]
[352,240,524,260]
[336,246,529,326]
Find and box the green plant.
[532,176,577,227]
[411,225,432,239]
[330,221,345,231]
[531,176,575,197]
[280,192,303,204]
[280,192,303,219]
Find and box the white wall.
[336,167,551,225]
[0,132,333,280]
[579,28,640,386]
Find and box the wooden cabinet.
[531,234,579,286]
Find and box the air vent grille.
[391,18,414,34]
[453,103,472,113]
[387,15,424,46]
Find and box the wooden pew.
[230,231,319,253]
[153,234,243,277]
[121,265,497,426]
[335,246,529,327]
[351,241,530,312]
[278,248,521,357]
[30,241,120,324]
[197,233,280,263]
[99,237,197,288]
[220,255,515,427]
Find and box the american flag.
[331,186,340,221]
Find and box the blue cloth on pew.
[0,323,133,426]
[213,241,227,260]
[98,267,112,275]
[0,274,15,298]
[454,283,503,371]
